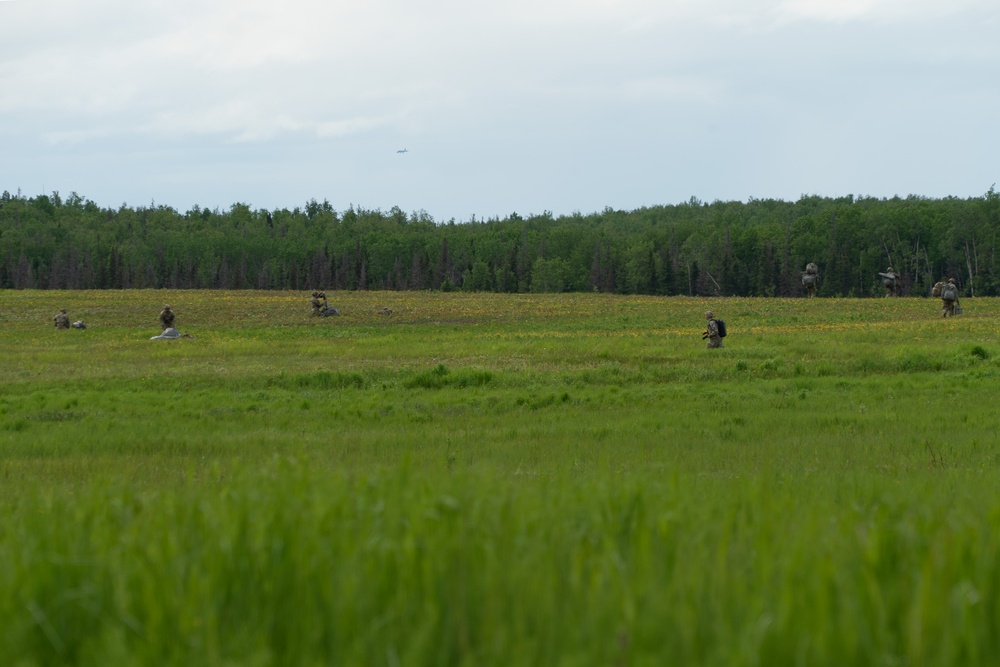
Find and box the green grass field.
[2,290,999,666]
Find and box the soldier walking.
[941,278,960,317]
[703,310,724,349]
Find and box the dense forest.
[2,187,999,297]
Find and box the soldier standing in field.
[801,262,819,298]
[941,278,960,317]
[880,267,898,297]
[54,308,70,329]
[702,310,723,349]
[159,304,175,330]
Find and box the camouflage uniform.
[941,279,959,317]
[159,306,175,330]
[704,311,723,349]
[54,309,70,329]
[801,262,819,298]
[881,267,897,297]
[310,292,323,316]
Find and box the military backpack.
[716,319,727,338]
[942,284,958,302]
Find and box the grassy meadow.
[2,290,1000,666]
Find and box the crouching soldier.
[311,292,339,317]
[310,291,324,316]
[54,309,70,329]
[159,305,175,330]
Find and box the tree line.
[2,187,999,297]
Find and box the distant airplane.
[396,148,408,154]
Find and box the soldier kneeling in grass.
[159,304,175,330]
[311,292,340,317]
[310,291,324,316]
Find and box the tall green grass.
[2,290,1000,665]
[4,464,999,666]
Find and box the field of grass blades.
[2,290,1000,666]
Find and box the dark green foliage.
[404,364,494,390]
[3,187,1000,295]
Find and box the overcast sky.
[2,0,998,222]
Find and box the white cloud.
[1,0,998,218]
[776,0,995,23]
[41,127,118,146]
[146,104,303,141]
[316,114,401,139]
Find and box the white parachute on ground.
[150,327,192,340]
